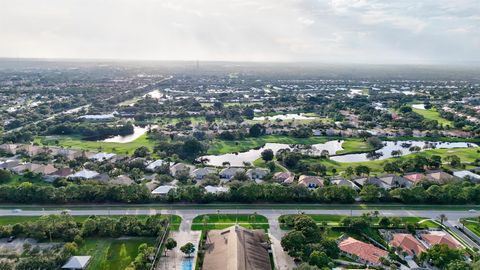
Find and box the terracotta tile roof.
[390,233,425,256]
[420,231,462,249]
[338,237,388,264]
[403,173,426,183]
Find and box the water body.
[253,113,317,121]
[202,141,344,167]
[412,104,426,110]
[101,125,151,143]
[331,141,477,163]
[202,140,477,166]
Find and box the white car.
[11,209,22,213]
[468,209,477,213]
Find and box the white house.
[219,167,245,180]
[151,185,177,195]
[68,169,100,180]
[146,159,169,171]
[453,170,480,182]
[246,168,270,180]
[191,167,217,180]
[170,163,195,176]
[88,152,116,162]
[204,185,229,194]
[62,256,91,270]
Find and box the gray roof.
[68,169,100,179]
[62,256,91,269]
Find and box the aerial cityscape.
[1,1,480,270]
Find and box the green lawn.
[208,136,367,155]
[192,214,268,224]
[191,214,269,231]
[35,133,156,155]
[78,237,156,270]
[461,219,480,237]
[412,108,453,127]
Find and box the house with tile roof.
[389,233,426,258]
[338,237,388,266]
[273,171,294,184]
[298,175,324,189]
[331,177,359,190]
[425,170,459,184]
[419,231,462,249]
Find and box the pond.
[101,125,152,143]
[412,104,426,110]
[252,113,318,121]
[201,141,344,167]
[330,141,478,163]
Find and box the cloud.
[0,0,478,64]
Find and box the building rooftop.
[338,237,388,265]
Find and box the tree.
[438,214,448,225]
[366,137,383,149]
[180,242,195,257]
[249,123,265,137]
[133,146,150,158]
[359,184,382,202]
[420,244,464,269]
[354,165,370,176]
[446,260,472,270]
[0,170,12,184]
[378,217,392,228]
[309,251,330,268]
[445,155,462,168]
[294,263,321,270]
[165,238,177,256]
[242,108,255,120]
[261,149,274,162]
[281,230,306,257]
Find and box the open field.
[461,219,480,237]
[413,108,453,127]
[78,237,156,270]
[207,135,368,155]
[35,133,155,155]
[305,146,480,175]
[191,214,269,230]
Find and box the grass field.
[304,146,480,175]
[207,135,367,155]
[412,108,453,127]
[35,133,156,155]
[191,214,269,231]
[78,237,156,270]
[461,219,480,237]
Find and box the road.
[1,207,479,270]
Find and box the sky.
[0,0,479,64]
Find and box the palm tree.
[202,215,209,230]
[438,214,448,225]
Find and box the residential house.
[219,167,245,180]
[68,169,100,180]
[425,170,459,184]
[170,163,195,177]
[151,185,177,196]
[51,148,83,160]
[273,172,295,184]
[419,231,462,249]
[298,175,324,189]
[34,164,57,175]
[0,144,18,154]
[246,168,270,180]
[204,185,229,194]
[146,159,169,171]
[191,167,217,180]
[353,176,391,190]
[110,175,134,185]
[403,173,427,185]
[453,170,480,182]
[0,160,21,170]
[88,152,116,162]
[11,163,43,174]
[389,233,425,258]
[202,225,272,270]
[377,174,412,188]
[338,237,388,266]
[62,256,91,270]
[330,177,359,190]
[46,168,74,182]
[17,145,44,156]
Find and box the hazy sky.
[1,0,479,64]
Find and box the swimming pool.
[181,258,193,270]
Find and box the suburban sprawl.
[1,61,480,270]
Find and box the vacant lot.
[77,237,156,270]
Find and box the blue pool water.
[181,258,193,270]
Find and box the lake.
[101,125,151,143]
[253,113,318,121]
[331,141,477,163]
[201,140,477,166]
[201,140,344,167]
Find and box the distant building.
[219,167,245,180]
[403,173,427,185]
[68,169,100,180]
[62,256,91,270]
[330,177,359,190]
[419,231,462,249]
[246,168,270,180]
[202,225,271,270]
[204,185,229,194]
[298,175,324,189]
[88,152,116,162]
[170,163,195,177]
[389,233,425,258]
[191,167,217,180]
[453,170,480,182]
[151,185,177,196]
[273,172,294,184]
